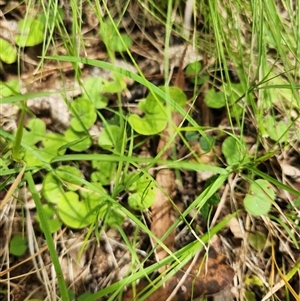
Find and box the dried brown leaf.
[279,160,300,178]
[228,217,244,239]
[123,247,234,301]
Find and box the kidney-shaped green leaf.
[36,204,62,233]
[144,86,186,114]
[15,19,45,47]
[244,179,274,216]
[222,136,244,166]
[204,88,226,109]
[127,172,156,210]
[57,191,98,229]
[91,161,116,185]
[128,112,167,135]
[98,125,123,151]
[55,165,83,191]
[0,38,17,64]
[9,235,27,256]
[64,128,92,152]
[42,172,65,204]
[83,77,109,109]
[70,98,97,132]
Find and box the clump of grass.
[1,0,300,300]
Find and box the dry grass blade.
[271,242,300,301]
[0,228,67,277]
[0,163,26,211]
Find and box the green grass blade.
[25,171,70,301]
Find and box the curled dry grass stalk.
[1,0,300,300]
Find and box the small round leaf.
[186,61,202,77]
[248,231,267,252]
[9,235,27,256]
[80,182,106,202]
[57,191,98,229]
[144,86,186,114]
[23,118,46,145]
[0,79,20,97]
[128,113,167,135]
[200,135,215,152]
[244,179,274,216]
[102,78,126,93]
[91,161,116,185]
[111,34,133,52]
[15,19,45,47]
[0,38,17,64]
[98,125,123,151]
[42,172,65,204]
[204,89,226,109]
[83,77,109,109]
[167,86,187,110]
[70,98,97,132]
[222,136,244,166]
[264,115,288,142]
[55,166,83,191]
[185,131,199,142]
[42,133,67,154]
[36,204,62,233]
[127,173,156,210]
[65,128,92,152]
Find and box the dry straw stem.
[0,162,26,211]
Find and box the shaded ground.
[1,1,300,301]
